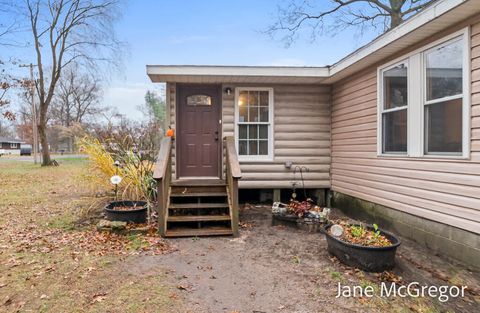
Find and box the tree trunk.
[390,12,403,28]
[389,0,404,28]
[38,103,52,166]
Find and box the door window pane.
[425,39,463,101]
[187,95,212,106]
[425,98,462,153]
[383,63,408,110]
[383,109,407,153]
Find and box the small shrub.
[341,223,392,247]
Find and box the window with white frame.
[380,62,408,154]
[378,29,469,158]
[424,38,464,154]
[235,88,273,160]
[10,143,16,148]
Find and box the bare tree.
[18,0,124,165]
[267,0,435,46]
[52,66,103,125]
[50,64,103,151]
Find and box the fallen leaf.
[91,292,107,304]
[177,284,190,291]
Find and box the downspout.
[327,80,333,208]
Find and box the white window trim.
[377,27,470,159]
[234,87,274,162]
[10,143,16,148]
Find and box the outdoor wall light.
[284,161,293,169]
[224,87,232,95]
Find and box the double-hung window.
[378,29,469,158]
[235,88,273,161]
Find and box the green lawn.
[0,159,185,313]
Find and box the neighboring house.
[0,137,23,156]
[148,0,480,267]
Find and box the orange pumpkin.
[166,127,174,138]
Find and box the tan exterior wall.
[331,19,480,235]
[166,83,331,189]
[223,84,331,189]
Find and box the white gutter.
[147,65,330,78]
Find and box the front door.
[177,84,221,178]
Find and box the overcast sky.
[4,0,379,121]
[102,0,381,120]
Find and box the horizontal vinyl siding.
[222,84,331,189]
[330,20,480,235]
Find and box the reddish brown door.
[177,84,221,177]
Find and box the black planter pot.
[105,201,148,223]
[324,224,401,272]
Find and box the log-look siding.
[331,21,480,235]
[166,83,331,189]
[222,84,331,189]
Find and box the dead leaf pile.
[4,221,174,257]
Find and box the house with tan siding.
[148,0,480,268]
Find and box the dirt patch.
[1,160,479,312]
[121,206,480,313]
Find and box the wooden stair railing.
[153,137,172,236]
[224,136,242,237]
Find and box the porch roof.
[146,65,330,84]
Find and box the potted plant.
[324,223,401,272]
[79,136,157,224]
[104,200,148,223]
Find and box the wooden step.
[165,227,233,237]
[171,179,226,187]
[169,203,229,209]
[171,185,227,194]
[168,215,231,222]
[170,192,227,198]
